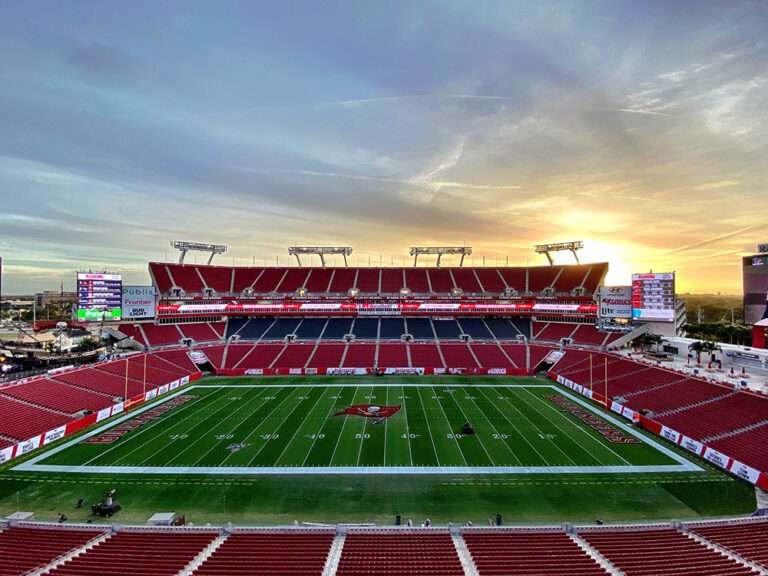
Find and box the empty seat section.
[511,318,531,338]
[440,343,479,368]
[580,527,754,576]
[379,318,405,340]
[252,268,284,292]
[404,268,430,292]
[225,318,248,339]
[165,265,200,293]
[691,520,768,568]
[433,319,462,339]
[337,531,464,576]
[149,263,174,294]
[553,265,589,292]
[582,263,609,293]
[535,322,578,342]
[50,530,217,576]
[471,344,514,368]
[381,268,404,293]
[273,344,315,369]
[54,367,143,398]
[343,344,376,368]
[167,264,205,293]
[232,267,264,292]
[464,530,607,576]
[484,318,521,340]
[263,318,301,340]
[499,268,527,292]
[457,318,493,339]
[236,344,285,369]
[409,343,443,368]
[0,378,113,414]
[527,266,559,292]
[428,269,454,293]
[405,317,435,340]
[378,343,409,367]
[656,392,768,440]
[153,349,200,373]
[0,396,73,441]
[276,268,310,293]
[295,318,327,340]
[322,318,354,340]
[710,426,768,472]
[197,265,232,293]
[502,344,527,369]
[118,323,147,346]
[142,324,183,347]
[236,318,275,340]
[352,318,379,339]
[307,344,345,369]
[304,268,333,293]
[0,526,104,576]
[193,531,334,576]
[356,268,380,293]
[475,268,506,292]
[529,344,556,371]
[196,345,225,370]
[223,344,256,369]
[329,268,356,293]
[178,323,221,343]
[452,268,482,293]
[571,324,609,346]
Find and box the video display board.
[631,273,675,322]
[76,273,122,321]
[743,254,768,325]
[121,286,156,320]
[598,286,632,319]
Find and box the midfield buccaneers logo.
[334,404,401,424]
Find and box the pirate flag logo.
[335,404,401,424]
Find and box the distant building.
[35,290,77,309]
[743,246,768,326]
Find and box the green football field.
[22,380,689,472]
[0,376,756,525]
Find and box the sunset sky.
[1,1,766,294]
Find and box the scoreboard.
[631,272,675,322]
[76,273,122,321]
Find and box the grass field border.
[12,382,703,475]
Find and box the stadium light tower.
[534,241,584,265]
[171,241,228,265]
[288,246,353,267]
[409,246,472,268]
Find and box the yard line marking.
[428,386,466,467]
[415,387,442,467]
[461,387,523,465]
[138,388,269,466]
[399,385,414,466]
[272,386,331,466]
[519,387,631,466]
[383,386,389,467]
[495,387,578,466]
[81,389,224,467]
[440,386,496,465]
[328,386,363,466]
[301,387,345,467]
[473,387,549,465]
[243,387,326,467]
[188,388,277,467]
[355,386,375,467]
[219,387,303,466]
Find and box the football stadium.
[3,1,768,574]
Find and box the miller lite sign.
[598,286,632,319]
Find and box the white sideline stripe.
[10,464,697,475]
[12,383,702,474]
